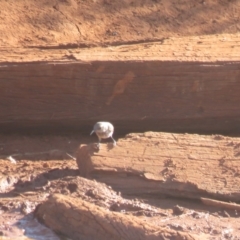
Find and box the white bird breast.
[94,122,114,139]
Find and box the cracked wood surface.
[0,57,240,133]
[35,194,203,240]
[77,132,240,202]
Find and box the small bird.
[90,121,116,147]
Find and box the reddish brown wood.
[76,132,240,202]
[0,60,240,133]
[35,194,201,240]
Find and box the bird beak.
[90,130,94,135]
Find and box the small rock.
[191,211,204,219]
[167,223,184,231]
[42,162,50,168]
[212,229,220,235]
[21,201,32,214]
[222,228,233,238]
[172,205,185,215]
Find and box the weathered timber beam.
[76,132,240,202]
[35,194,202,240]
[0,61,240,133]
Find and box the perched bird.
[90,121,116,147]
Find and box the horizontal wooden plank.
[0,60,240,133]
[76,132,240,202]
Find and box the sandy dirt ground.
[1,0,240,48]
[0,134,240,239]
[1,0,240,239]
[0,0,240,63]
[1,33,240,63]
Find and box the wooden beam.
[35,194,201,240]
[76,132,240,202]
[0,60,240,133]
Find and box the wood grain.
[0,60,240,133]
[35,194,201,240]
[77,132,240,202]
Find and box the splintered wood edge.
[35,194,203,240]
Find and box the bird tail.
[90,130,94,135]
